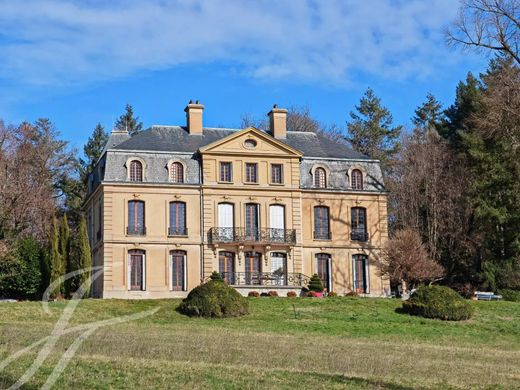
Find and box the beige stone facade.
[86,104,390,298]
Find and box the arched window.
[170,250,187,291]
[129,160,143,182]
[351,207,367,242]
[351,169,363,190]
[169,201,187,236]
[128,200,145,235]
[170,162,184,183]
[314,206,331,240]
[314,167,326,188]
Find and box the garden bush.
[209,271,223,281]
[267,291,278,297]
[178,279,249,318]
[345,291,359,297]
[307,274,324,292]
[499,289,520,302]
[327,291,338,297]
[402,285,473,321]
[287,291,297,297]
[248,291,260,297]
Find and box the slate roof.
[111,126,371,160]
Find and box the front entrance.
[219,251,235,284]
[244,251,261,285]
[353,254,369,293]
[316,253,331,292]
[271,252,287,285]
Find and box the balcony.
[127,226,146,236]
[221,272,310,287]
[313,230,332,240]
[210,227,296,245]
[351,229,369,242]
[168,227,188,236]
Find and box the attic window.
[244,139,257,149]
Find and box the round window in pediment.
[244,139,257,149]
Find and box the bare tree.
[379,228,445,291]
[446,0,520,64]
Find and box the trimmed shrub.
[209,271,223,282]
[287,291,297,297]
[345,291,359,297]
[178,280,249,318]
[327,291,338,297]
[402,285,473,321]
[499,289,520,302]
[248,291,260,297]
[267,290,278,297]
[308,274,324,292]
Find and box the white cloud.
[0,0,462,87]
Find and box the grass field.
[0,297,519,389]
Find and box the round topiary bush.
[248,291,260,297]
[308,274,324,292]
[178,280,249,318]
[287,291,297,297]
[402,285,474,321]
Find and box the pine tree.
[67,217,92,298]
[412,93,444,138]
[80,123,108,184]
[49,215,63,298]
[346,88,402,171]
[114,104,143,136]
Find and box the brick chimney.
[267,104,288,139]
[184,100,204,135]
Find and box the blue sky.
[0,0,488,152]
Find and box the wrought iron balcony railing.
[351,229,369,242]
[127,226,146,236]
[210,227,296,245]
[313,230,332,240]
[168,227,188,236]
[221,272,310,287]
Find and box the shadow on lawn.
[314,372,422,390]
[0,372,39,390]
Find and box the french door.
[218,203,234,242]
[269,205,285,242]
[353,254,369,293]
[128,250,145,291]
[245,203,260,241]
[219,251,235,284]
[244,252,261,285]
[316,253,331,292]
[170,250,186,291]
[271,252,287,285]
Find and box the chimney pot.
[184,101,204,135]
[267,105,288,139]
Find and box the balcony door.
[353,254,369,293]
[316,253,331,292]
[245,203,260,241]
[244,251,261,285]
[269,205,285,242]
[128,250,145,291]
[271,252,287,285]
[218,203,234,242]
[219,251,235,284]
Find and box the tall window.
[128,250,145,291]
[271,164,283,184]
[351,207,367,241]
[351,169,363,190]
[353,254,369,293]
[316,253,331,291]
[129,160,143,182]
[245,203,260,241]
[245,163,258,183]
[128,200,145,235]
[314,206,330,240]
[169,201,187,236]
[170,162,184,183]
[244,252,261,285]
[170,250,186,291]
[220,162,232,182]
[314,167,326,188]
[219,251,235,285]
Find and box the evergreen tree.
[308,274,324,292]
[412,93,444,138]
[49,215,63,298]
[59,214,70,277]
[80,123,108,184]
[114,104,143,136]
[346,88,402,171]
[67,217,92,298]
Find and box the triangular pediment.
[199,127,303,157]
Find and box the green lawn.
[1,297,519,389]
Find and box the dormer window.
[314,167,326,188]
[170,162,184,183]
[129,160,143,182]
[351,169,363,190]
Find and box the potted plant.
[307,274,324,297]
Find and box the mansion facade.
[85,102,390,298]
